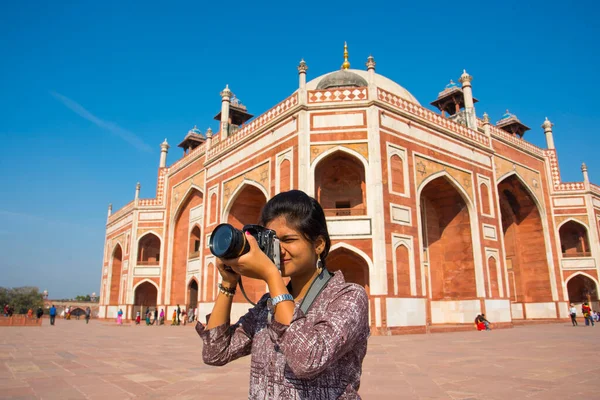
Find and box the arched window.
[137,234,161,265]
[315,151,366,217]
[189,226,201,259]
[559,220,591,257]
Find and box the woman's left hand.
[219,232,280,282]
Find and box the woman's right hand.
[216,257,240,287]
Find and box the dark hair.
[259,190,331,265]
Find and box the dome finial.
[341,42,350,70]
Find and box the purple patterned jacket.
[196,271,370,399]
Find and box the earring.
[316,258,323,273]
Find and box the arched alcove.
[559,220,591,258]
[137,233,161,265]
[315,151,366,216]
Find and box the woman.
[117,308,123,325]
[197,190,370,399]
[27,309,33,319]
[159,309,165,325]
[145,310,151,326]
[85,307,91,324]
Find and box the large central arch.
[498,174,553,303]
[224,182,268,303]
[419,175,477,300]
[109,244,123,305]
[171,188,204,304]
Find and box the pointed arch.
[187,277,199,310]
[308,145,370,200]
[327,243,371,291]
[498,172,557,303]
[133,278,159,293]
[417,171,484,299]
[136,231,162,265]
[222,180,269,223]
[565,272,599,304]
[558,219,591,258]
[166,186,204,305]
[109,243,124,305]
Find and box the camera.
[209,224,281,270]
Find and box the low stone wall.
[0,316,43,327]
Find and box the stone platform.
[0,319,598,399]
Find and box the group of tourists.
[474,314,492,331]
[118,305,197,326]
[570,302,598,326]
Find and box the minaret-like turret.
[214,85,253,140]
[582,162,590,184]
[135,182,141,205]
[366,55,376,80]
[459,69,476,129]
[542,117,555,149]
[107,203,112,218]
[298,59,308,89]
[219,84,232,140]
[482,112,491,136]
[159,139,169,168]
[298,59,308,105]
[205,127,213,151]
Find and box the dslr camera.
[209,224,281,270]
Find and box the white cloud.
[50,91,153,153]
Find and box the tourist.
[36,307,43,319]
[3,304,8,317]
[49,304,56,325]
[189,307,195,323]
[154,308,158,326]
[135,311,141,325]
[65,306,70,320]
[117,308,123,325]
[171,310,177,325]
[181,309,187,326]
[159,309,165,325]
[475,314,491,331]
[569,304,578,326]
[27,309,33,319]
[176,304,181,325]
[196,190,369,398]
[85,307,91,324]
[582,303,594,326]
[145,310,151,326]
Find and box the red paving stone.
[1,319,599,399]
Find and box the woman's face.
[266,216,322,278]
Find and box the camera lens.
[209,224,249,259]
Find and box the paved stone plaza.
[1,319,598,399]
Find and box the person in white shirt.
[569,304,578,326]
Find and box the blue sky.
[1,1,598,299]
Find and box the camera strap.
[238,268,334,314]
[298,268,333,315]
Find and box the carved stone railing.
[108,201,134,224]
[136,260,160,266]
[377,88,489,147]
[206,93,298,159]
[323,208,367,217]
[488,124,545,157]
[138,168,169,207]
[562,252,592,258]
[591,184,600,196]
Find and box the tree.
[0,287,44,314]
[75,295,92,302]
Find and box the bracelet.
[218,283,236,297]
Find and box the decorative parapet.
[138,167,168,207]
[545,149,586,192]
[107,201,134,224]
[488,124,544,157]
[308,87,368,103]
[377,88,489,147]
[591,184,600,196]
[206,93,298,159]
[169,143,206,172]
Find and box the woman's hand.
[215,257,240,287]
[220,232,279,282]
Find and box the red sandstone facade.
[98,51,600,334]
